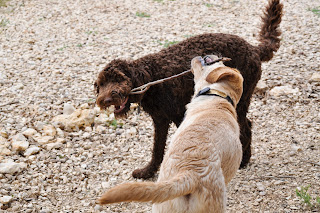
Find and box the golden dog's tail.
[258,0,283,62]
[99,171,197,205]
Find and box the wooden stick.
[130,57,231,95]
[130,69,191,95]
[302,160,320,167]
[0,101,19,107]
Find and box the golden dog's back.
[153,98,242,213]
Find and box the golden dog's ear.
[206,67,241,84]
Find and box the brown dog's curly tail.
[99,171,197,205]
[258,0,283,62]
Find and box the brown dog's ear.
[206,67,241,84]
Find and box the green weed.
[157,40,179,48]
[296,185,320,209]
[296,185,312,207]
[85,30,98,35]
[205,3,213,7]
[183,34,193,38]
[136,12,150,18]
[107,119,123,128]
[0,0,8,7]
[0,18,9,27]
[57,45,68,51]
[309,7,320,16]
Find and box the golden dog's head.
[191,55,243,106]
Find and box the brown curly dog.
[95,0,283,179]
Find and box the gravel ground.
[0,0,319,212]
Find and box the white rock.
[46,142,63,150]
[33,135,55,145]
[63,103,76,115]
[82,132,91,138]
[259,191,266,196]
[34,121,45,131]
[255,80,268,93]
[94,205,103,211]
[52,108,96,131]
[10,83,24,92]
[126,127,137,137]
[256,183,265,191]
[12,133,27,142]
[56,128,65,138]
[0,136,10,155]
[80,103,89,109]
[93,107,101,114]
[101,182,110,188]
[291,144,302,152]
[96,125,107,133]
[42,125,57,136]
[269,85,299,97]
[0,196,13,204]
[12,140,29,151]
[0,130,8,138]
[0,162,27,174]
[11,133,29,151]
[0,146,11,156]
[24,146,40,156]
[56,138,66,144]
[22,128,37,138]
[309,73,320,82]
[0,136,7,144]
[94,113,109,124]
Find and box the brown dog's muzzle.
[96,90,129,115]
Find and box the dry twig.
[130,57,231,95]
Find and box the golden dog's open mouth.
[114,96,129,114]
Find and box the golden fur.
[99,55,244,213]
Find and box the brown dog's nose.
[104,97,113,106]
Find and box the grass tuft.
[309,7,320,17]
[296,185,312,207]
[136,12,150,18]
[296,185,320,210]
[0,18,9,27]
[157,39,179,48]
[0,0,8,7]
[107,118,123,128]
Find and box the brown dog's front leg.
[132,117,170,179]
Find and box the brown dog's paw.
[132,167,155,179]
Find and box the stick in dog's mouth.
[202,56,232,66]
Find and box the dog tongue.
[114,96,129,114]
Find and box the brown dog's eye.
[94,82,99,95]
[111,91,118,96]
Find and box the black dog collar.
[195,87,234,106]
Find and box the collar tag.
[195,87,234,106]
[196,87,211,97]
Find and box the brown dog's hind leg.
[132,117,170,179]
[239,116,252,168]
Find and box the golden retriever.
[98,55,244,213]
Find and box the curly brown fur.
[95,0,283,179]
